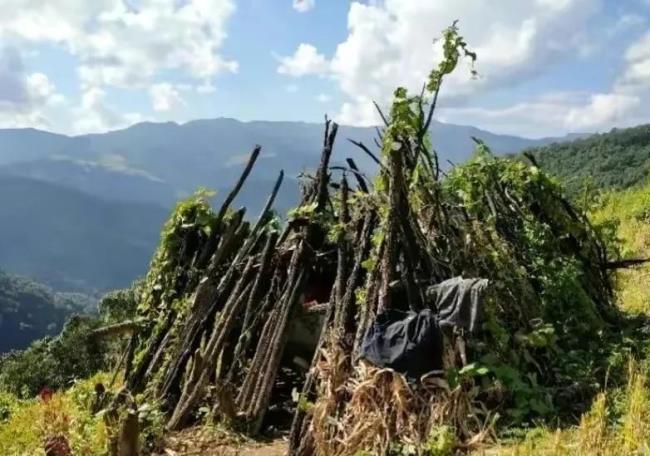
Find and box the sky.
[0,0,649,138]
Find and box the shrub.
[0,317,109,397]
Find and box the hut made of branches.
[121,24,631,456]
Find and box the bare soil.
[154,427,287,456]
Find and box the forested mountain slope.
[0,176,168,291]
[522,124,650,197]
[0,270,95,352]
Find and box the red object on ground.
[39,387,54,403]
[44,435,71,456]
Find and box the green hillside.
[0,270,96,353]
[0,175,168,291]
[522,124,650,196]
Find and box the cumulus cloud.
[330,0,602,125]
[612,13,645,31]
[277,44,328,77]
[565,93,641,129]
[0,47,64,129]
[439,91,642,138]
[149,83,186,112]
[0,47,30,107]
[441,24,650,137]
[0,0,236,132]
[0,0,238,90]
[0,56,143,134]
[196,82,217,94]
[277,0,601,127]
[616,32,650,93]
[293,0,315,13]
[73,87,145,134]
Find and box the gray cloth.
[426,277,489,333]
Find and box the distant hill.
[0,118,577,294]
[0,175,168,291]
[0,269,96,352]
[1,156,177,207]
[522,124,650,196]
[0,118,568,212]
[0,128,71,165]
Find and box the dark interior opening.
[259,260,336,435]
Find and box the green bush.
[0,316,108,397]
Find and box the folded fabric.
[360,277,490,380]
[427,276,489,333]
[360,308,443,380]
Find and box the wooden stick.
[347,138,381,166]
[345,158,370,192]
[224,232,279,384]
[373,100,389,127]
[215,146,261,222]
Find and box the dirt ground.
[154,426,287,456]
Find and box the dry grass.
[310,347,494,456]
[485,360,650,456]
[591,184,650,315]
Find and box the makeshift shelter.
[120,25,622,455]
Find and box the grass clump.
[591,182,650,315]
[492,360,650,456]
[0,372,112,455]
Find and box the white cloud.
[439,99,564,138]
[617,32,650,93]
[0,47,65,129]
[26,73,65,106]
[293,0,315,13]
[440,91,642,137]
[0,0,238,90]
[0,47,30,107]
[605,13,645,40]
[149,83,186,112]
[442,24,650,137]
[616,13,645,28]
[277,43,328,77]
[565,93,641,129]
[73,87,145,134]
[0,1,236,132]
[0,62,142,134]
[279,0,599,126]
[316,93,331,103]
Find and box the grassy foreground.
[0,373,112,455]
[489,182,650,455]
[1,182,650,455]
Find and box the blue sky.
[0,0,649,138]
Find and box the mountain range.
[0,118,573,209]
[0,117,577,292]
